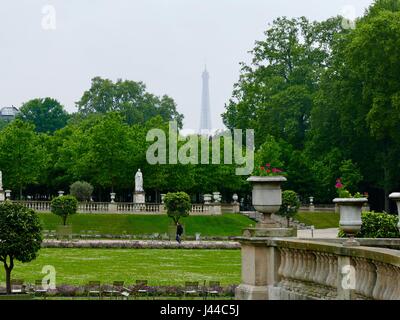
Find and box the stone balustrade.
[236,238,400,300]
[13,200,227,215]
[14,200,52,212]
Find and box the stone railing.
[14,201,52,212]
[78,202,110,213]
[236,238,400,300]
[13,201,230,215]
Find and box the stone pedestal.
[235,243,281,300]
[232,202,240,213]
[210,204,221,215]
[0,190,4,202]
[134,192,145,204]
[109,203,118,213]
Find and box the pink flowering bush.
[256,163,286,177]
[335,178,367,198]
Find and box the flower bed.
[41,239,241,249]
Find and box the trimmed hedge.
[339,212,400,238]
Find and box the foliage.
[253,135,285,176]
[70,181,94,201]
[339,212,400,238]
[51,195,78,226]
[278,190,301,227]
[17,98,69,133]
[0,201,42,294]
[164,192,192,223]
[223,3,400,210]
[76,77,184,127]
[335,178,366,199]
[0,119,9,131]
[0,119,47,199]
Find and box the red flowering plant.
[256,163,287,177]
[335,178,367,198]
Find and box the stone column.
[309,196,315,212]
[235,241,281,300]
[337,256,356,300]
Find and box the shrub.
[338,212,400,238]
[277,190,301,227]
[70,181,94,201]
[51,195,78,225]
[164,192,191,223]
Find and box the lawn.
[38,213,255,237]
[294,212,340,229]
[0,249,241,286]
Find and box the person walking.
[176,222,183,244]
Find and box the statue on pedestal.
[134,169,145,204]
[135,169,144,192]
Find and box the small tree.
[51,195,78,225]
[164,192,191,224]
[278,190,301,227]
[70,181,94,202]
[0,201,42,294]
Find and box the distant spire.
[199,66,212,134]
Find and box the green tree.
[17,98,69,133]
[278,190,301,227]
[254,135,285,175]
[51,195,78,225]
[164,192,192,223]
[70,181,94,201]
[0,120,47,199]
[0,201,42,294]
[0,119,9,131]
[85,113,134,192]
[76,77,184,127]
[223,16,343,147]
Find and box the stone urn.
[203,194,212,204]
[213,192,221,203]
[247,176,287,228]
[110,192,116,203]
[232,193,239,203]
[389,193,400,232]
[333,197,368,246]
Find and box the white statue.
[135,169,144,192]
[0,171,2,190]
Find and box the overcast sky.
[0,0,374,130]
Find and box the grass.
[0,249,241,286]
[294,212,340,229]
[38,213,255,237]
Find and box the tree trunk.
[4,256,14,294]
[19,186,23,200]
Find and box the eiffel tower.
[199,66,212,134]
